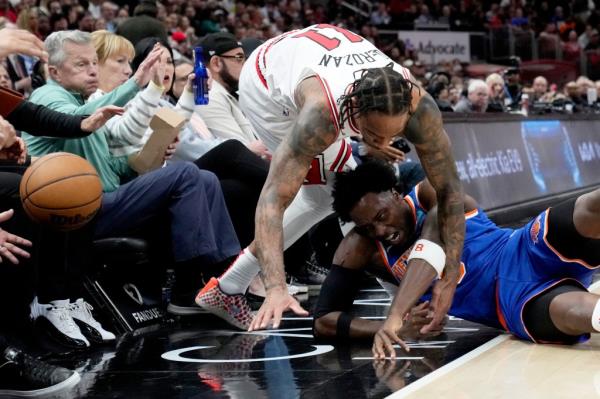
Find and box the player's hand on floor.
[373,316,409,359]
[421,273,457,334]
[0,209,32,264]
[248,286,308,331]
[401,301,433,339]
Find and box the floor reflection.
[38,289,500,399]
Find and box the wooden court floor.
[388,282,600,399]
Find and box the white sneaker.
[31,298,90,349]
[287,282,308,296]
[69,299,116,344]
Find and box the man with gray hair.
[453,79,489,113]
[22,30,242,350]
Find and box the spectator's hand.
[151,51,168,88]
[365,141,405,163]
[132,44,163,87]
[0,115,18,149]
[163,136,179,161]
[248,140,271,160]
[81,106,124,132]
[0,209,32,264]
[0,137,28,164]
[0,29,48,62]
[184,73,194,93]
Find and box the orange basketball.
[19,152,103,231]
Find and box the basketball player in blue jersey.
[196,24,464,333]
[313,161,600,359]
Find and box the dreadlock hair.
[333,160,403,223]
[338,65,416,130]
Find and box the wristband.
[407,239,446,278]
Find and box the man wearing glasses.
[196,33,270,159]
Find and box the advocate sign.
[398,31,470,63]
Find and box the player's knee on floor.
[523,282,588,344]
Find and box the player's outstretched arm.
[249,77,338,331]
[404,93,465,334]
[314,230,383,339]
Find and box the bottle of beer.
[193,47,209,105]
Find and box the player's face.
[349,190,415,246]
[357,111,410,150]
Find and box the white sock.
[218,248,261,295]
[592,298,600,332]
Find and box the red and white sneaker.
[195,278,254,330]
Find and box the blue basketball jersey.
[376,184,598,342]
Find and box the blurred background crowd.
[1,0,599,115]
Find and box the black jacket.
[5,99,89,138]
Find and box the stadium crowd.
[1,0,599,113]
[0,0,598,396]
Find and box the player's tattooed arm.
[403,93,465,328]
[254,77,338,292]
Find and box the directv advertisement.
[404,118,600,210]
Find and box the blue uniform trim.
[378,189,596,343]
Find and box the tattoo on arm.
[255,79,338,290]
[404,94,465,276]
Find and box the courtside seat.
[92,237,149,268]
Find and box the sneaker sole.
[196,302,253,330]
[167,303,209,316]
[195,296,253,330]
[0,371,81,397]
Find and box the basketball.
[19,152,103,231]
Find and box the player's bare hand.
[81,106,124,132]
[0,29,48,62]
[421,273,457,334]
[248,286,308,331]
[0,209,32,264]
[373,316,409,359]
[364,142,405,163]
[401,301,433,339]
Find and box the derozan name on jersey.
[318,49,385,68]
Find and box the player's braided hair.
[338,65,416,129]
[333,160,402,223]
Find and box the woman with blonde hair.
[485,72,506,112]
[16,7,40,38]
[89,30,166,151]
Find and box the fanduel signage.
[398,31,470,63]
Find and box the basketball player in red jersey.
[196,24,465,335]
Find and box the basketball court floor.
[31,277,600,399]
